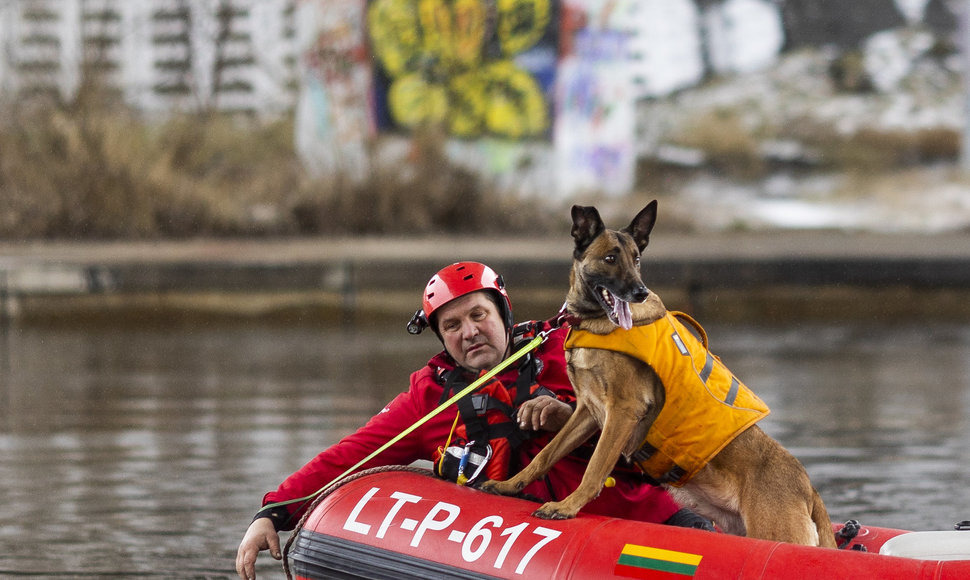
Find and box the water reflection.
[718,323,970,529]
[0,318,968,577]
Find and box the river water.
[1,316,969,578]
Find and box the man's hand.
[516,395,572,432]
[235,517,281,580]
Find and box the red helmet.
[407,262,513,335]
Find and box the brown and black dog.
[482,201,836,547]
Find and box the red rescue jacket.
[258,321,681,530]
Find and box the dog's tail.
[810,489,838,548]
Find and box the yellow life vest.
[563,312,770,486]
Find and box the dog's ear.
[571,205,605,258]
[622,200,658,252]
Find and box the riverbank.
[3,230,970,324]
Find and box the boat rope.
[261,330,551,532]
[281,464,435,580]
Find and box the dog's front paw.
[479,479,523,496]
[532,501,578,520]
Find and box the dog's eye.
[604,255,616,265]
[635,256,641,267]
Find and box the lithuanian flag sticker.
[614,543,703,578]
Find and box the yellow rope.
[260,334,545,514]
[436,411,461,477]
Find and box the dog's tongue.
[613,298,633,330]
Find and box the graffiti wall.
[556,25,636,197]
[295,0,792,196]
[366,0,558,140]
[294,0,373,180]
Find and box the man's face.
[435,291,509,372]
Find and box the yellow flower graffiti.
[367,0,551,139]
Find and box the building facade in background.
[0,0,299,113]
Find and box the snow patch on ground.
[664,167,970,233]
[641,44,970,234]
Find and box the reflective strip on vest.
[564,312,770,486]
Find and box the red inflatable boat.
[284,467,970,579]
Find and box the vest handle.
[671,311,708,349]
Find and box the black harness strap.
[439,370,489,446]
[437,336,548,451]
[630,442,688,485]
